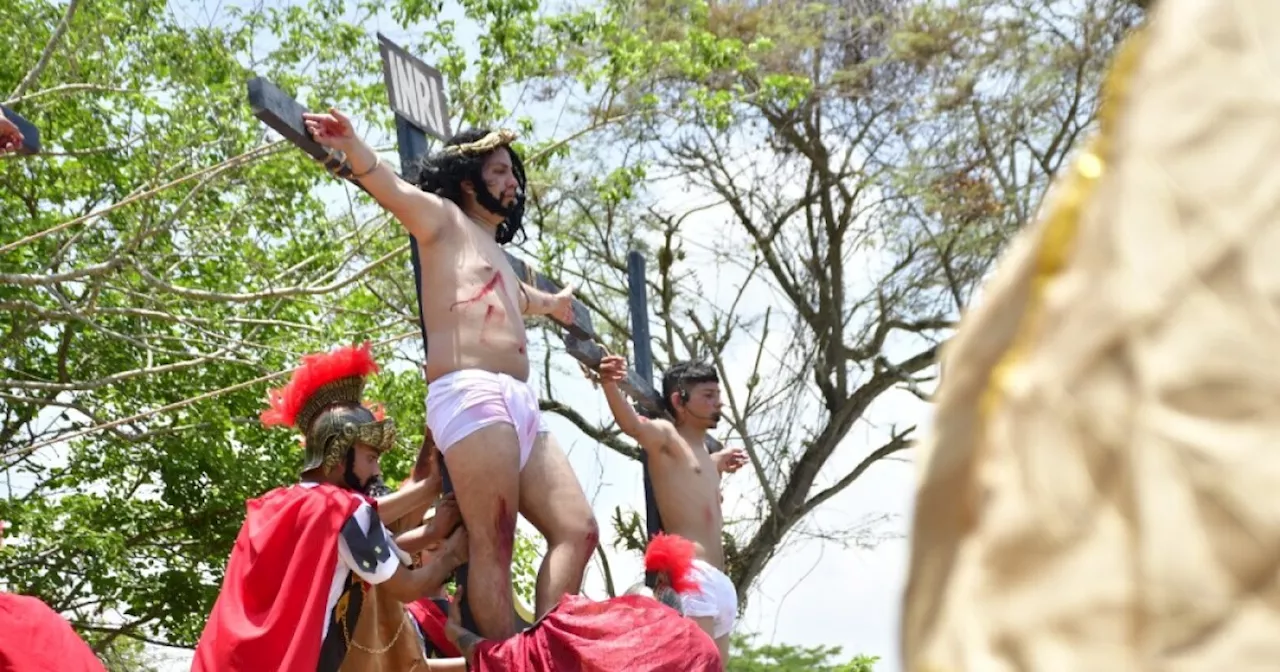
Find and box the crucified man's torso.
[415,205,530,384]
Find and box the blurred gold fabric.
[902,1,1280,670]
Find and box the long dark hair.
[409,128,528,245]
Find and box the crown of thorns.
[442,128,519,156]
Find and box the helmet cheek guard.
[260,342,398,478]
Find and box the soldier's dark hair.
[410,127,527,245]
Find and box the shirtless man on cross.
[591,355,749,662]
[303,109,598,641]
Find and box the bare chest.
[655,441,718,488]
[446,231,522,309]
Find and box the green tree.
[97,638,160,672]
[0,0,556,650]
[728,632,879,672]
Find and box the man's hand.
[302,107,360,153]
[598,354,627,385]
[712,447,749,475]
[0,111,24,155]
[446,587,484,665]
[549,285,574,325]
[427,494,462,540]
[440,526,469,570]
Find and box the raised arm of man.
[592,354,676,455]
[303,107,449,245]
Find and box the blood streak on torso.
[450,272,508,344]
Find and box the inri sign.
[377,33,452,142]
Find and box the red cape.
[406,597,462,658]
[0,593,105,672]
[193,484,362,672]
[474,594,722,671]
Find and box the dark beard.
[345,470,388,497]
[475,188,525,245]
[363,475,390,497]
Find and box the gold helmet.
[260,342,396,475]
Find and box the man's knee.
[549,512,599,556]
[580,514,600,556]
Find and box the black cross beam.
[1,104,41,154]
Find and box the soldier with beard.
[590,357,749,663]
[193,343,468,672]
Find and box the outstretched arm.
[394,495,462,554]
[378,446,445,528]
[592,355,672,453]
[303,107,448,244]
[519,281,575,324]
[377,475,442,527]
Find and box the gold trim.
[342,605,411,655]
[978,27,1151,422]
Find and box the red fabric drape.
[0,593,105,672]
[474,595,722,672]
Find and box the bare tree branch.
[540,400,639,461]
[8,0,81,100]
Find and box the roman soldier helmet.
[640,533,701,614]
[260,342,396,475]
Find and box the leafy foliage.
[729,632,879,672]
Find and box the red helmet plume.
[260,342,379,428]
[644,533,699,595]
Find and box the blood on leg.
[441,422,521,639]
[495,496,516,563]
